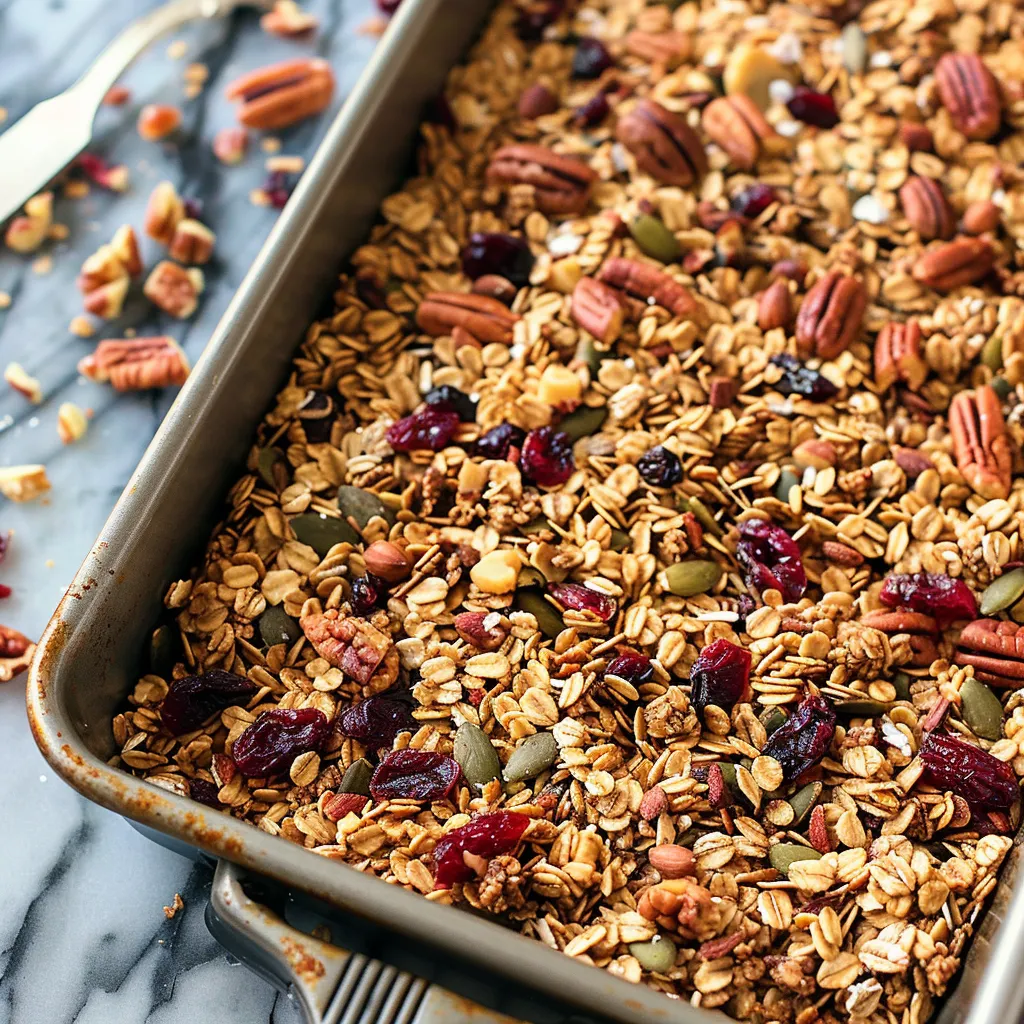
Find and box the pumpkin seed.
[149,625,174,677]
[665,560,722,597]
[259,605,302,648]
[628,935,677,974]
[517,565,547,590]
[629,214,681,264]
[515,591,563,638]
[841,23,867,74]
[775,468,799,503]
[336,485,394,529]
[521,517,553,535]
[959,676,1004,740]
[769,843,822,875]
[453,722,502,785]
[340,758,373,796]
[981,333,1004,372]
[257,447,285,489]
[836,700,888,717]
[718,763,737,790]
[610,529,631,552]
[788,782,822,824]
[577,336,604,376]
[290,512,361,556]
[763,708,786,734]
[686,496,723,537]
[980,567,1024,615]
[503,731,558,782]
[559,403,608,441]
[991,376,1012,400]
[892,672,912,702]
[1011,597,1024,624]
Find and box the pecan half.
[701,95,781,171]
[758,279,792,331]
[485,144,597,215]
[624,30,690,68]
[934,52,1001,141]
[955,619,1024,686]
[795,270,867,361]
[898,176,954,241]
[571,277,624,343]
[416,292,520,345]
[949,384,1012,500]
[615,99,707,187]
[597,257,700,320]
[78,336,191,391]
[912,237,995,291]
[874,320,927,391]
[226,58,335,131]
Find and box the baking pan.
[24,1,1024,1022]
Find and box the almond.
[639,785,668,820]
[363,540,413,582]
[648,843,696,879]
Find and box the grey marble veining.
[0,2,377,1021]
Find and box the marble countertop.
[0,1,377,1020]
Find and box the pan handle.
[206,859,521,1024]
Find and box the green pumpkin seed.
[257,447,285,489]
[980,567,1024,616]
[981,333,1004,373]
[959,676,1004,740]
[515,591,563,638]
[290,512,361,556]
[629,214,681,264]
[788,782,822,824]
[259,605,302,648]
[521,517,553,536]
[841,23,867,74]
[775,469,800,504]
[610,529,631,552]
[340,758,373,796]
[991,376,1012,400]
[517,565,548,590]
[665,560,722,597]
[836,700,888,717]
[762,708,787,734]
[149,625,174,677]
[503,731,558,782]
[559,404,608,441]
[577,337,605,377]
[718,763,737,790]
[892,672,912,702]
[336,485,395,529]
[453,722,502,785]
[628,935,677,974]
[769,843,822,876]
[686,497,723,537]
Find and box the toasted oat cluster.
[113,0,1024,1018]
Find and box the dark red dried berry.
[338,695,415,748]
[761,693,836,782]
[476,422,527,461]
[232,708,330,777]
[370,749,461,801]
[637,445,683,487]
[919,732,1018,811]
[770,354,839,401]
[689,639,752,715]
[547,582,618,622]
[604,648,653,686]
[0,532,9,564]
[787,86,839,129]
[424,385,477,422]
[879,572,976,629]
[731,183,777,219]
[572,37,614,79]
[737,518,807,603]
[432,811,532,888]
[521,427,575,486]
[386,408,460,452]
[575,92,611,127]
[0,584,11,599]
[515,0,564,40]
[160,670,257,736]
[377,0,401,13]
[350,573,385,617]
[182,196,204,220]
[261,170,295,209]
[189,778,222,807]
[461,233,534,288]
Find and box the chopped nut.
[470,549,521,594]
[143,261,204,318]
[261,1,318,37]
[537,365,582,406]
[4,191,52,254]
[103,84,131,106]
[69,315,95,338]
[57,403,89,444]
[265,155,306,175]
[137,103,182,141]
[4,363,42,403]
[78,336,190,391]
[144,181,185,244]
[167,219,216,265]
[213,127,249,165]
[83,277,130,320]
[77,244,126,294]
[0,465,50,503]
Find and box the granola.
[112,0,1024,1019]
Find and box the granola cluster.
[113,0,1024,1019]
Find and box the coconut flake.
[852,194,889,224]
[882,720,912,757]
[769,32,802,64]
[769,78,796,105]
[548,233,583,257]
[776,118,802,138]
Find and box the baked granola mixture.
[113,0,1024,1019]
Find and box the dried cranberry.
[476,422,527,461]
[521,427,575,486]
[377,0,401,13]
[461,233,534,289]
[761,694,836,782]
[433,811,531,888]
[637,445,683,487]
[604,648,653,686]
[369,749,461,801]
[770,354,839,401]
[350,573,385,617]
[878,572,976,629]
[689,639,752,716]
[572,37,614,79]
[424,385,477,422]
[0,532,8,564]
[260,170,295,210]
[731,184,777,219]
[189,778,222,807]
[160,670,257,736]
[920,732,1018,811]
[787,86,839,129]
[182,196,204,220]
[737,518,807,603]
[0,584,11,599]
[547,582,617,622]
[232,708,330,777]
[575,92,610,128]
[386,408,460,452]
[338,695,415,748]
[515,0,564,40]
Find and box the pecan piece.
[485,144,597,215]
[416,292,520,345]
[637,878,719,940]
[570,277,624,343]
[934,52,1001,141]
[874,320,927,391]
[0,624,34,682]
[861,609,938,667]
[955,619,1024,687]
[912,237,995,291]
[758,279,792,331]
[454,611,509,651]
[144,261,204,319]
[597,257,700,320]
[226,58,335,131]
[78,336,190,391]
[623,30,690,68]
[701,95,781,171]
[615,99,707,187]
[795,270,867,361]
[898,176,954,241]
[949,384,1012,500]
[299,608,394,687]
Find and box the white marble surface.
[0,2,378,1020]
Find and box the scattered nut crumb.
[0,107,7,125]
[69,316,95,338]
[166,40,187,59]
[260,136,283,154]
[261,0,319,37]
[103,85,131,107]
[185,62,208,85]
[266,155,305,174]
[163,893,185,919]
[57,403,89,445]
[4,364,42,404]
[212,127,249,165]
[0,465,51,503]
[64,180,90,200]
[0,293,11,311]
[31,255,52,275]
[48,223,70,241]
[358,15,389,36]
[138,104,182,142]
[249,188,271,208]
